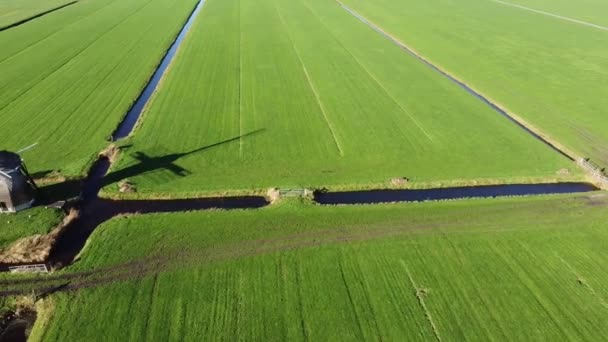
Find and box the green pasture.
[105,0,576,198]
[341,0,608,168]
[0,207,62,250]
[25,193,608,340]
[504,0,608,27]
[0,0,74,29]
[0,0,197,178]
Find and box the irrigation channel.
[314,183,598,205]
[5,0,602,269]
[110,0,206,140]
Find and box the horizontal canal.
[110,0,206,140]
[314,183,599,205]
[337,1,574,161]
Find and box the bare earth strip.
[491,0,608,32]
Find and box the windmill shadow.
[102,129,265,187]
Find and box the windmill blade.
[132,151,151,162]
[165,163,190,177]
[17,143,38,154]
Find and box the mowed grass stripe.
[273,0,344,155]
[277,0,428,155]
[240,0,342,159]
[300,0,436,144]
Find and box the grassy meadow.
[0,0,198,178]
[0,207,62,250]
[0,0,74,29]
[21,194,608,340]
[503,0,608,27]
[341,0,608,168]
[105,0,577,198]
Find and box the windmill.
[0,143,38,213]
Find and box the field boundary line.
[401,260,442,342]
[336,0,581,164]
[555,253,608,310]
[301,0,436,145]
[0,1,78,32]
[0,0,122,65]
[41,13,161,142]
[274,0,344,156]
[0,0,156,114]
[490,0,608,32]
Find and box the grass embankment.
[0,208,62,251]
[103,0,577,198]
[22,193,608,340]
[341,0,608,168]
[0,0,74,29]
[0,0,198,178]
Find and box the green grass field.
[503,0,608,27]
[1,0,607,339]
[341,0,608,168]
[0,0,197,178]
[0,207,62,250]
[104,0,577,198]
[0,0,74,29]
[21,194,608,340]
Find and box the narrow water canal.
[315,183,598,205]
[110,0,207,140]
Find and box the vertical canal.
[111,0,207,140]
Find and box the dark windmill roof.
[0,151,21,170]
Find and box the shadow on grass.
[102,128,266,188]
[37,179,82,205]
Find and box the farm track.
[0,214,583,296]
[0,1,78,32]
[336,0,577,162]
